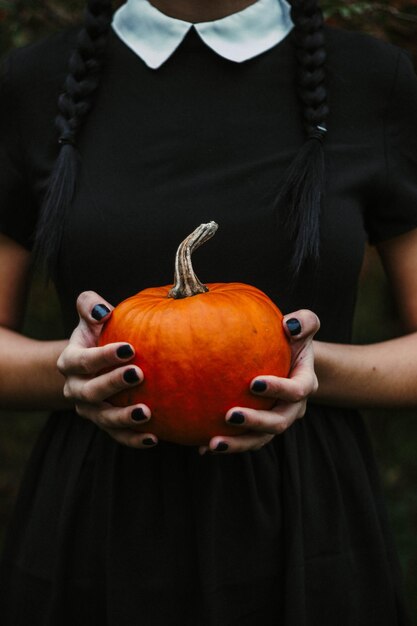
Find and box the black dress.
[0,23,416,626]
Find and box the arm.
[0,234,69,410]
[0,236,158,447]
[313,229,417,409]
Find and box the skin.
[1,1,417,453]
[1,228,417,455]
[314,230,417,408]
[148,0,258,22]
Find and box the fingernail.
[227,411,245,425]
[286,318,302,336]
[123,368,140,384]
[215,442,229,452]
[117,344,134,359]
[143,437,156,447]
[251,380,267,393]
[91,304,111,321]
[131,408,147,422]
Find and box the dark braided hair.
[280,0,329,273]
[34,0,113,275]
[35,0,328,276]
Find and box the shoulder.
[324,26,413,101]
[0,27,81,128]
[325,25,405,69]
[1,27,79,96]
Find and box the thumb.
[71,291,114,347]
[283,309,320,344]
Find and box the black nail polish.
[286,318,302,336]
[215,442,229,452]
[117,344,134,359]
[123,368,140,384]
[131,408,147,422]
[252,380,267,393]
[228,412,245,425]
[143,438,156,446]
[91,304,110,321]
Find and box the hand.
[57,291,158,449]
[199,309,320,455]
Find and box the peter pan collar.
[112,0,293,69]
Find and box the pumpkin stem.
[168,222,218,299]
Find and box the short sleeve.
[0,52,38,249]
[365,49,417,244]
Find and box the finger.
[69,291,115,348]
[200,432,274,455]
[103,428,158,450]
[282,309,320,342]
[77,290,114,323]
[225,400,304,435]
[250,370,318,402]
[58,341,135,376]
[75,401,151,430]
[64,365,143,404]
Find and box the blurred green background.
[0,0,417,620]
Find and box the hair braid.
[279,0,329,273]
[34,0,113,276]
[36,0,327,276]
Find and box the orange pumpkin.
[99,222,291,445]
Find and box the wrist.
[37,339,72,410]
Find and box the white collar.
[112,0,293,69]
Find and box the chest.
[26,35,385,339]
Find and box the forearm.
[0,326,70,410]
[313,332,417,409]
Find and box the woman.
[0,0,416,623]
